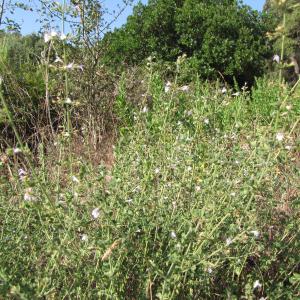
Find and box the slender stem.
[0,0,5,27]
[279,12,286,84]
[62,0,74,188]
[45,42,55,136]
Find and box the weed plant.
[0,70,299,299]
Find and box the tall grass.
[0,69,299,299]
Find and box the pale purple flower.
[13,148,22,154]
[18,168,27,181]
[66,62,74,69]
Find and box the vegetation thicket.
[103,0,273,85]
[0,0,299,299]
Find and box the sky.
[1,0,266,35]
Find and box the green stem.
[279,12,286,84]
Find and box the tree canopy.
[102,0,272,84]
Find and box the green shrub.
[102,0,272,85]
[1,74,299,298]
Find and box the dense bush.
[0,72,299,298]
[0,32,45,146]
[102,0,272,85]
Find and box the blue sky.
[2,0,265,35]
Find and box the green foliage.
[264,0,300,81]
[102,0,272,85]
[0,32,45,145]
[0,72,299,298]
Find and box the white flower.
[18,168,27,181]
[195,185,201,192]
[13,148,22,154]
[154,168,160,174]
[125,199,133,204]
[18,168,26,177]
[44,33,51,43]
[72,175,80,183]
[207,267,213,274]
[54,56,63,63]
[286,105,292,110]
[142,106,148,113]
[226,237,233,246]
[65,62,74,70]
[204,118,209,125]
[285,145,292,150]
[165,81,172,93]
[232,92,240,97]
[0,75,3,85]
[250,230,260,238]
[24,193,33,201]
[63,132,70,137]
[50,30,58,37]
[65,97,72,104]
[230,192,236,197]
[81,234,88,242]
[44,30,57,43]
[273,54,280,64]
[276,132,284,142]
[60,33,67,40]
[92,207,100,219]
[221,87,227,94]
[180,85,189,92]
[24,188,35,201]
[241,83,248,91]
[186,110,193,116]
[170,231,177,239]
[253,280,262,289]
